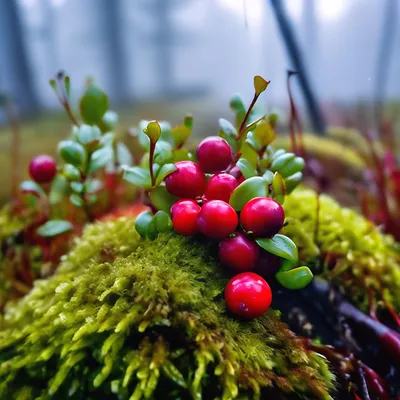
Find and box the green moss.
[283,188,400,312]
[0,217,333,399]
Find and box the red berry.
[219,232,259,272]
[165,161,206,198]
[229,166,245,184]
[254,250,281,278]
[224,272,272,318]
[240,197,285,238]
[29,155,57,184]
[196,136,232,173]
[205,173,238,203]
[197,200,238,239]
[171,199,200,236]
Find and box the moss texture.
[0,217,333,400]
[283,188,400,313]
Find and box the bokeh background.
[0,0,399,202]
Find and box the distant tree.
[0,0,38,116]
[99,0,129,103]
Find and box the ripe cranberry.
[229,166,245,184]
[205,173,238,203]
[254,250,281,278]
[165,161,206,198]
[224,272,272,318]
[197,200,238,239]
[196,136,232,173]
[219,232,259,272]
[240,197,284,238]
[29,155,57,184]
[171,199,200,236]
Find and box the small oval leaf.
[70,193,84,207]
[123,167,152,188]
[77,124,101,145]
[88,146,114,174]
[172,125,191,148]
[256,234,298,262]
[253,75,270,96]
[80,82,109,125]
[149,186,179,213]
[253,121,275,147]
[229,176,267,211]
[20,180,45,197]
[154,210,172,233]
[37,220,73,238]
[275,266,313,290]
[58,140,86,167]
[135,210,154,238]
[236,158,256,179]
[272,172,286,204]
[156,163,177,186]
[144,121,161,143]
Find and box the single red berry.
[29,155,57,184]
[171,199,201,236]
[165,161,206,198]
[205,173,238,203]
[254,250,281,278]
[229,166,245,184]
[196,136,232,173]
[219,232,259,272]
[224,272,272,318]
[197,200,238,239]
[240,197,285,238]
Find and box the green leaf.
[64,76,71,98]
[154,140,173,165]
[219,118,237,136]
[229,94,246,129]
[123,166,152,188]
[239,142,258,168]
[262,170,274,184]
[279,157,305,177]
[245,132,262,152]
[236,158,256,179]
[270,153,295,172]
[272,149,286,161]
[80,82,109,125]
[63,164,81,181]
[117,142,133,166]
[144,121,161,142]
[77,124,101,145]
[37,220,73,238]
[99,132,115,147]
[135,211,154,238]
[70,181,84,193]
[172,125,191,148]
[85,179,103,193]
[155,163,176,186]
[49,175,70,205]
[253,121,275,147]
[159,121,173,144]
[147,218,159,240]
[229,177,267,211]
[58,140,86,167]
[70,193,84,207]
[253,75,270,96]
[154,211,172,233]
[49,79,57,91]
[276,266,313,290]
[268,113,278,128]
[173,148,191,162]
[256,234,298,262]
[272,172,286,204]
[102,110,119,130]
[88,146,113,174]
[20,180,45,197]
[184,115,193,130]
[285,172,303,194]
[149,186,178,213]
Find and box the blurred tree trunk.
[0,0,38,116]
[100,0,129,103]
[302,0,317,69]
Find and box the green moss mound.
[284,188,400,312]
[0,218,333,399]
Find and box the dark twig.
[269,0,326,135]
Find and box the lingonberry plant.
[128,76,311,319]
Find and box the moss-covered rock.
[284,188,400,313]
[0,218,333,400]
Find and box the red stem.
[149,141,156,187]
[236,93,259,141]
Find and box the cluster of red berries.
[165,136,285,319]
